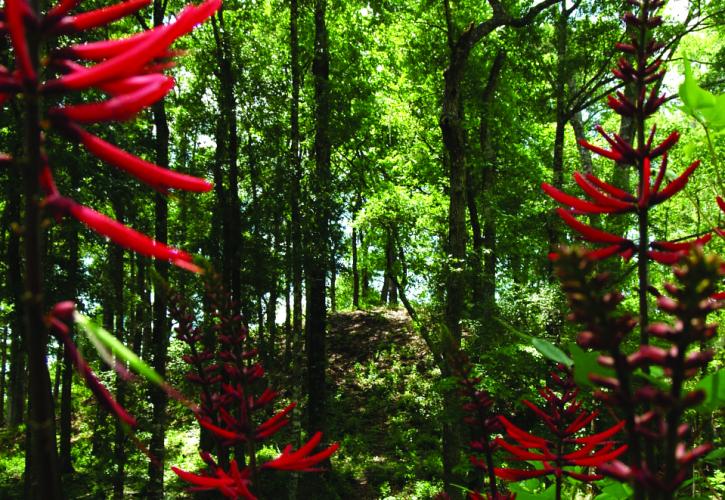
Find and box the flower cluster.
[542,0,708,265]
[555,246,721,495]
[453,354,510,500]
[170,277,338,499]
[2,0,218,271]
[494,366,626,487]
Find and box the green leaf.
[704,447,725,462]
[694,368,725,411]
[75,312,164,386]
[679,56,725,131]
[492,316,572,367]
[595,478,632,499]
[531,338,573,367]
[569,342,615,389]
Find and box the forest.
[0,0,723,498]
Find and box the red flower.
[495,367,626,484]
[3,0,219,271]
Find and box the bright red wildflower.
[170,280,339,498]
[2,0,218,271]
[495,366,626,485]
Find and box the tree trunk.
[549,1,569,257]
[59,152,80,475]
[147,2,171,488]
[111,199,127,500]
[7,177,25,428]
[570,110,593,174]
[0,327,7,426]
[469,52,504,321]
[351,195,361,309]
[303,3,331,496]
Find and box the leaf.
[694,368,724,412]
[569,343,615,389]
[493,317,572,367]
[75,312,164,386]
[679,56,725,131]
[595,478,632,499]
[704,447,725,462]
[531,338,573,367]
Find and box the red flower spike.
[50,0,151,34]
[172,282,339,497]
[496,368,625,485]
[51,76,175,123]
[263,433,339,472]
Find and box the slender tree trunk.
[303,3,331,496]
[469,52,504,321]
[288,2,303,496]
[59,154,80,475]
[351,195,361,309]
[147,2,171,488]
[213,6,241,318]
[549,1,569,256]
[0,327,7,426]
[570,110,593,174]
[7,176,25,428]
[111,200,126,500]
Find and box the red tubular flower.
[170,280,338,497]
[65,125,212,192]
[49,0,151,34]
[46,195,201,272]
[262,433,340,472]
[495,367,626,486]
[5,0,35,81]
[50,76,175,122]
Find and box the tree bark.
[469,51,504,321]
[111,199,126,500]
[6,177,25,428]
[146,2,171,490]
[0,327,7,426]
[302,6,332,497]
[438,1,559,495]
[58,187,79,473]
